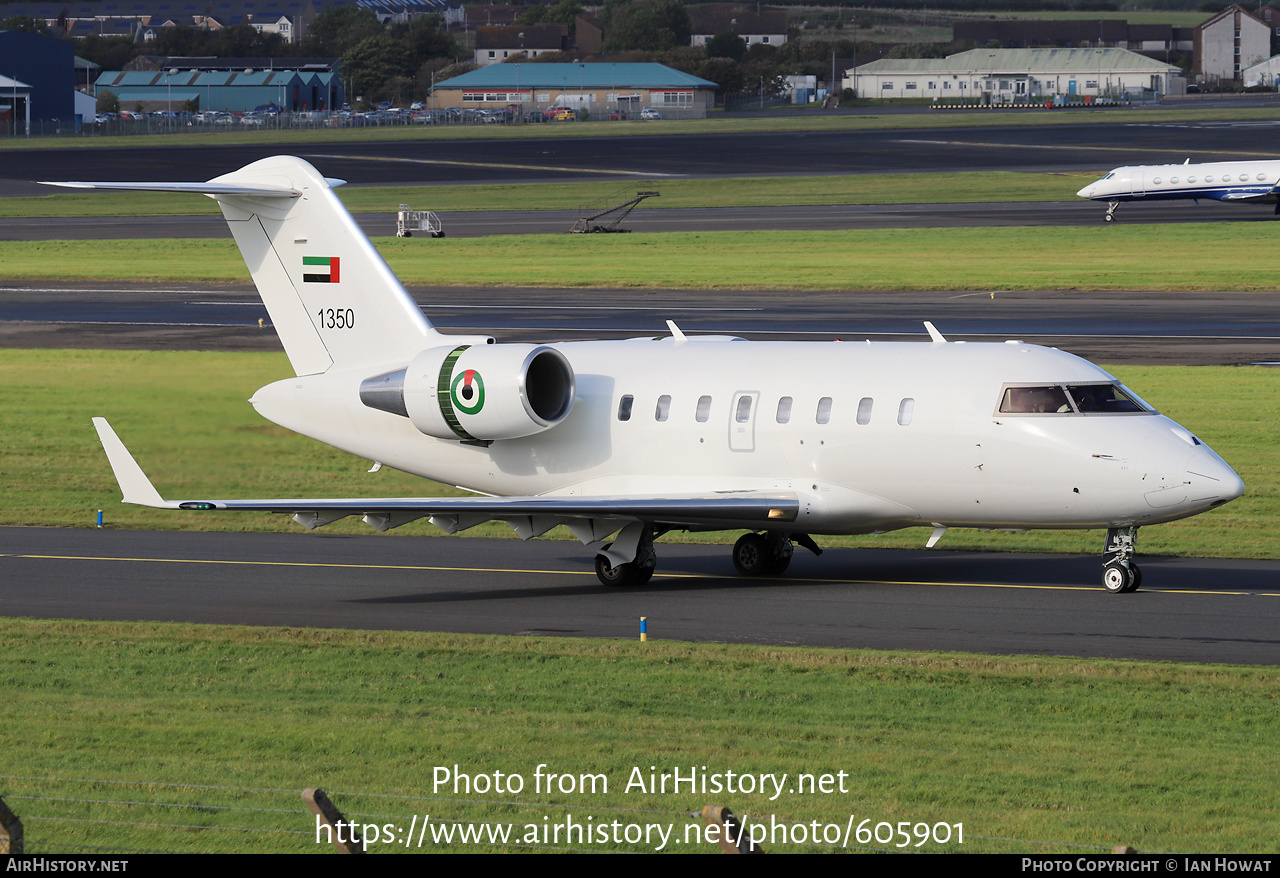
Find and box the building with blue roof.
[95,59,342,111]
[432,62,718,117]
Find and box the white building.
[845,48,1178,102]
[1195,5,1270,84]
[1241,54,1280,86]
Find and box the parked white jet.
[51,156,1243,594]
[1077,159,1280,222]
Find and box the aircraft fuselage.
[251,337,1241,537]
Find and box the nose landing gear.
[1102,526,1141,593]
[1104,201,1120,223]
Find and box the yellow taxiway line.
[5,553,1271,596]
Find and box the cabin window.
[1152,177,1162,184]
[617,395,633,421]
[898,398,915,426]
[776,396,792,424]
[735,396,753,423]
[816,397,832,424]
[1221,174,1232,182]
[857,397,873,425]
[1239,174,1249,182]
[1187,175,1196,183]
[655,395,670,422]
[1258,173,1267,181]
[1170,177,1179,184]
[696,395,711,422]
[1205,175,1214,183]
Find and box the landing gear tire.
[1126,563,1142,593]
[595,553,654,587]
[1104,214,1114,222]
[1102,561,1135,594]
[733,533,768,576]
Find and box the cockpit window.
[1066,383,1153,414]
[998,383,1156,416]
[1101,172,1115,181]
[999,385,1071,414]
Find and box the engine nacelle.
[360,343,575,441]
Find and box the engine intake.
[360,344,575,441]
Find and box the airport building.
[431,63,718,117]
[94,58,343,112]
[0,30,79,134]
[845,48,1179,101]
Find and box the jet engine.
[360,343,575,441]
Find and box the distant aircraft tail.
[45,155,441,376]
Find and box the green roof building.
[432,62,718,118]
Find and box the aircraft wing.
[93,418,797,534]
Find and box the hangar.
[94,59,343,113]
[431,63,718,118]
[845,48,1179,102]
[0,30,76,133]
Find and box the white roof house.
[845,48,1179,101]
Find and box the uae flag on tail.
[303,256,340,284]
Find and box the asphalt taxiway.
[3,284,1277,365]
[5,527,1278,664]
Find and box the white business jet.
[1078,159,1280,222]
[50,156,1243,594]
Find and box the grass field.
[1,350,1271,560]
[5,619,1278,854]
[5,223,1280,290]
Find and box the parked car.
[553,108,577,121]
[640,108,661,120]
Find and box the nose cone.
[1077,183,1096,198]
[1185,448,1245,508]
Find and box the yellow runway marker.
[7,554,1271,595]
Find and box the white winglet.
[666,319,688,344]
[924,321,947,343]
[91,418,174,508]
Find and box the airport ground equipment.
[396,204,444,238]
[570,188,659,233]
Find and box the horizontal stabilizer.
[41,180,301,198]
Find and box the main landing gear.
[732,532,822,577]
[594,524,657,587]
[1104,201,1120,223]
[592,527,823,586]
[1102,526,1141,594]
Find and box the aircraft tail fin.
[47,156,440,377]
